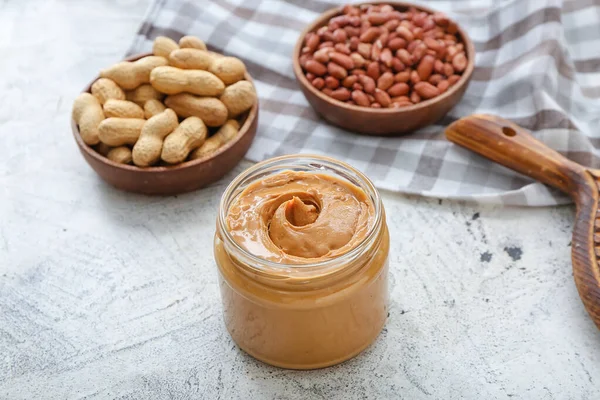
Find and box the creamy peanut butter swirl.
[226,171,375,264]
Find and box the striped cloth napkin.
[128,0,600,206]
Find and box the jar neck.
[217,155,384,290]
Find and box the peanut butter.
[226,171,375,263]
[214,156,389,369]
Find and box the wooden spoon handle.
[445,114,586,195]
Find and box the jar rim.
[217,154,383,276]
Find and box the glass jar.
[214,155,389,369]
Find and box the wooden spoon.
[445,114,600,329]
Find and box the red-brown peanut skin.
[343,75,358,88]
[374,88,391,107]
[380,48,393,67]
[452,52,468,72]
[387,37,406,51]
[429,74,443,86]
[377,72,394,91]
[325,76,341,89]
[410,91,421,104]
[437,80,450,93]
[448,74,461,86]
[410,70,421,85]
[359,75,376,94]
[330,52,355,69]
[366,62,380,80]
[414,81,440,99]
[396,49,413,66]
[360,27,380,43]
[328,62,348,79]
[351,90,370,106]
[434,59,445,74]
[293,1,474,135]
[443,63,455,77]
[305,60,327,76]
[417,55,435,81]
[350,52,366,68]
[314,48,332,63]
[395,70,411,83]
[387,82,410,97]
[330,87,352,101]
[391,58,405,72]
[334,43,352,54]
[312,77,325,90]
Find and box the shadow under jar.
[214,155,390,369]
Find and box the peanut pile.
[72,36,257,167]
[299,4,468,108]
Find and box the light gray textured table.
[1,1,598,399]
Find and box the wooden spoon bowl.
[71,52,259,195]
[292,1,475,136]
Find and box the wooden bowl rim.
[292,1,476,115]
[71,52,259,174]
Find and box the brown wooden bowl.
[71,52,259,195]
[292,1,475,136]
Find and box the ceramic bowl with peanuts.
[71,36,259,195]
[292,2,475,136]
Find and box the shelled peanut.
[72,35,257,167]
[298,4,468,108]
